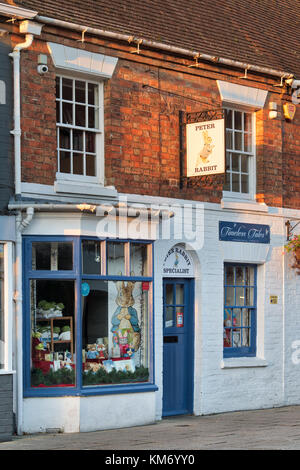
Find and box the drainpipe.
[15,207,34,436]
[9,34,34,199]
[9,21,42,199]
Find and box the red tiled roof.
[6,0,300,77]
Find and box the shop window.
[223,109,255,198]
[56,76,101,180]
[0,244,4,369]
[82,280,150,386]
[24,237,153,394]
[32,242,73,270]
[224,264,257,357]
[30,280,75,388]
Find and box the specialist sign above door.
[163,245,194,277]
[219,221,270,244]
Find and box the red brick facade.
[14,29,300,209]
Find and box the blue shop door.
[162,279,194,417]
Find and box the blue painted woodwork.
[162,278,194,416]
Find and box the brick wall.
[15,34,300,209]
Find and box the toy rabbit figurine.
[111,280,141,357]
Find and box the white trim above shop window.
[217,80,268,109]
[47,42,118,78]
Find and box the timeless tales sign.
[186,118,225,177]
[219,221,270,244]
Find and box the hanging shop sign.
[163,245,194,277]
[186,110,225,177]
[219,221,270,244]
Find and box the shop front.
[21,211,158,433]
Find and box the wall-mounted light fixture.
[269,102,278,119]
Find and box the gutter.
[36,14,294,81]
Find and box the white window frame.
[223,106,256,201]
[0,242,13,373]
[55,73,104,186]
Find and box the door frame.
[162,277,195,417]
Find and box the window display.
[24,237,153,393]
[82,280,150,385]
[223,264,256,357]
[30,280,75,387]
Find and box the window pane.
[0,245,4,369]
[73,130,83,151]
[31,280,75,388]
[56,100,60,123]
[241,155,248,173]
[82,240,102,274]
[130,243,149,277]
[86,132,96,153]
[62,78,72,101]
[225,265,234,285]
[245,287,254,306]
[232,153,239,171]
[241,174,249,193]
[165,306,173,328]
[62,102,73,125]
[32,242,73,270]
[59,151,71,173]
[59,128,71,149]
[236,266,244,285]
[242,308,251,327]
[233,329,241,347]
[244,133,252,152]
[225,109,232,129]
[73,153,83,175]
[226,130,233,149]
[234,111,242,130]
[75,104,86,127]
[242,328,250,347]
[176,284,184,305]
[225,286,234,305]
[88,107,99,129]
[86,154,96,176]
[233,308,242,327]
[165,284,173,305]
[88,83,98,105]
[107,242,125,276]
[75,80,86,103]
[234,131,242,150]
[232,172,240,192]
[245,266,255,286]
[244,113,252,132]
[236,287,245,306]
[82,280,150,386]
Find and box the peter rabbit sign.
[186,118,225,177]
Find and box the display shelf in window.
[35,316,74,361]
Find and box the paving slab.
[2,405,300,450]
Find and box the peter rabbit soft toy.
[111,279,141,357]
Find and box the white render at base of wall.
[23,392,156,434]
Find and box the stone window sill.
[221,357,268,369]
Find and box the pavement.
[2,405,300,451]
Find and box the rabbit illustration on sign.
[111,279,141,357]
[197,130,215,165]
